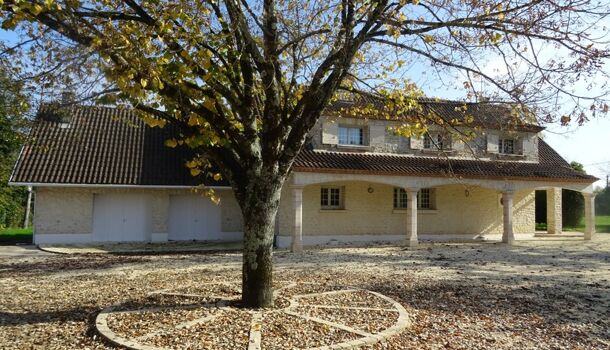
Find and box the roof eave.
[292,167,598,184]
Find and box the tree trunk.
[239,175,284,308]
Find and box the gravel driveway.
[0,235,608,349]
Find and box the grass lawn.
[0,227,33,245]
[536,215,610,233]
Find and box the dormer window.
[423,133,448,150]
[498,138,515,154]
[338,126,365,146]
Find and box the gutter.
[8,182,232,189]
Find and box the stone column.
[291,186,304,252]
[584,193,596,241]
[405,189,419,247]
[502,191,515,244]
[546,187,562,234]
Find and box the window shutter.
[410,135,423,150]
[452,138,464,151]
[321,121,338,145]
[522,133,536,157]
[486,133,499,153]
[369,124,385,146]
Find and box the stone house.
[9,100,598,247]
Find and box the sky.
[407,67,610,189]
[1,15,609,188]
[414,66,610,189]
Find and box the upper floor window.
[499,138,515,154]
[321,186,344,209]
[423,133,447,150]
[338,126,365,146]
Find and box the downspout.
[23,186,32,228]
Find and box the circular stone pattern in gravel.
[95,281,410,350]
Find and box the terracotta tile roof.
[10,105,216,186]
[10,104,595,186]
[293,140,596,183]
[328,97,544,132]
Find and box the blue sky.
[1,25,609,188]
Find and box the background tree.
[536,161,587,228]
[1,0,609,307]
[596,188,610,215]
[562,162,585,227]
[0,66,28,229]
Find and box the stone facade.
[33,187,243,239]
[29,115,574,245]
[277,182,535,238]
[34,181,536,244]
[34,188,94,235]
[310,115,539,162]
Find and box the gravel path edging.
[95,284,411,350]
[302,289,411,350]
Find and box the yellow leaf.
[31,4,44,15]
[188,115,200,126]
[203,98,216,112]
[186,160,198,168]
[210,195,220,205]
[423,35,434,43]
[164,139,178,148]
[212,173,222,181]
[140,78,148,88]
[190,168,201,176]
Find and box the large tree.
[1,0,609,307]
[0,66,28,229]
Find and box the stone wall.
[34,181,536,243]
[310,115,539,162]
[34,188,94,235]
[277,181,535,237]
[33,187,242,237]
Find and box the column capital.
[290,184,305,190]
[583,192,596,199]
[404,187,419,194]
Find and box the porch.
[279,172,597,251]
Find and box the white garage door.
[92,194,151,242]
[168,195,221,241]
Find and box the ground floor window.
[393,188,407,209]
[419,188,432,209]
[321,187,344,209]
[393,188,435,209]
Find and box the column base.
[291,241,303,253]
[404,239,418,248]
[501,235,515,245]
[584,232,593,241]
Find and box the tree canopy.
[0,65,28,228]
[2,0,609,307]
